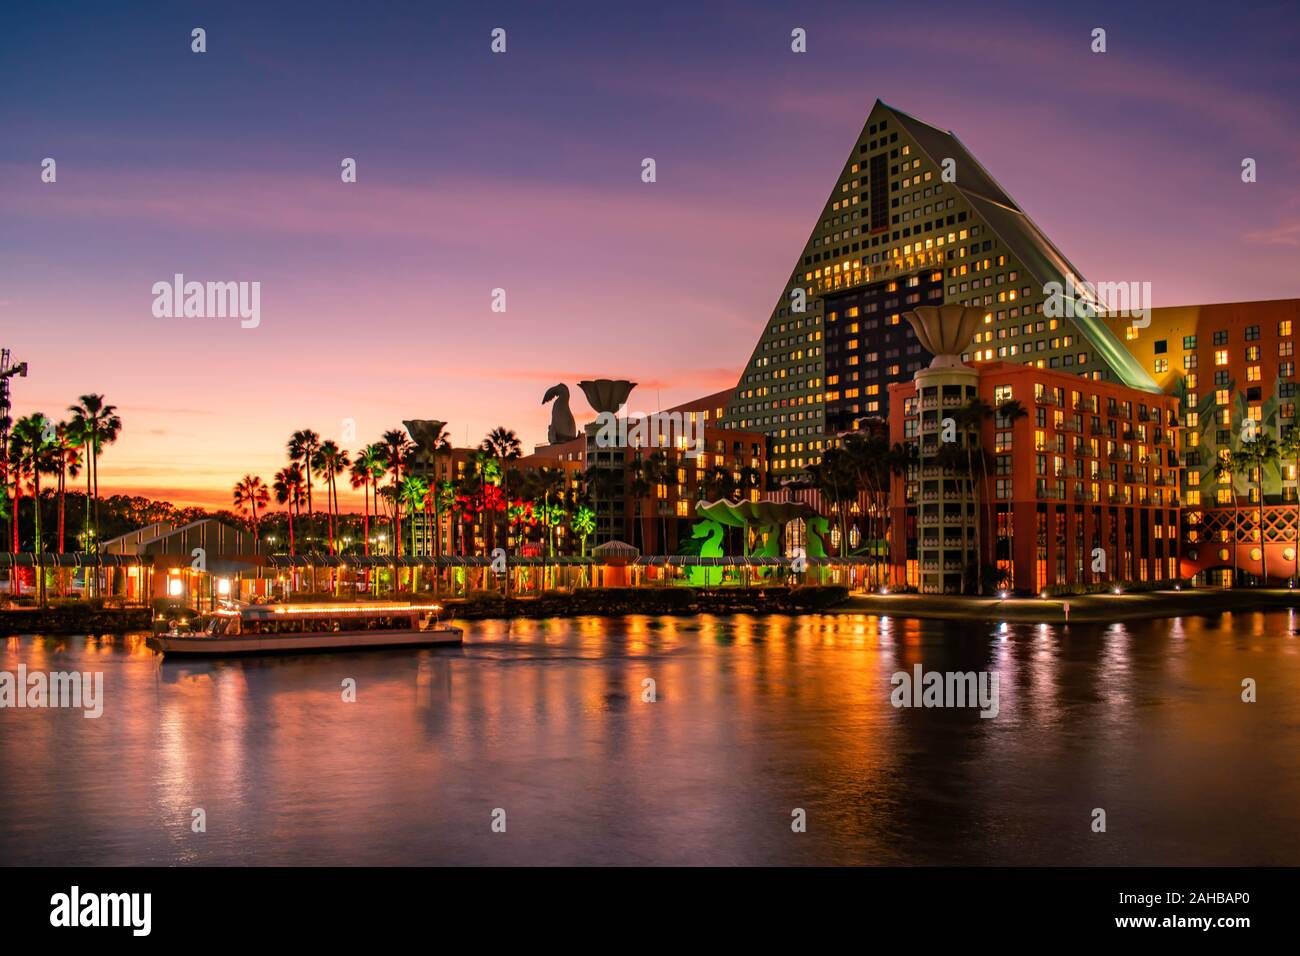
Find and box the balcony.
[811,248,946,297]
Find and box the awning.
[0,552,151,568]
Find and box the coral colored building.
[1103,299,1300,585]
[888,361,1181,593]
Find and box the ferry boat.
[153,602,463,657]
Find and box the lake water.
[2,610,1298,865]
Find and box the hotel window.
[1248,366,1262,382]
[1281,320,1293,336]
[1214,349,1229,366]
[1246,346,1261,361]
[1281,341,1294,357]
[1183,335,1197,349]
[1213,330,1228,345]
[1245,325,1260,341]
[1154,358,1168,373]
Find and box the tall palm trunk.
[33,470,45,606]
[1257,467,1268,584]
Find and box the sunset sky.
[3,0,1298,509]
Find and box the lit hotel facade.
[721,99,1157,480]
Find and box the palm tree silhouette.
[67,394,121,566]
[232,475,270,550]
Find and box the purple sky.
[2,0,1297,507]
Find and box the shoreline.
[832,588,1300,624]
[5,586,1298,633]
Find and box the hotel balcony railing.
[1058,420,1081,433]
[1074,400,1096,412]
[1073,489,1093,501]
[1034,394,1060,406]
[941,396,964,408]
[810,249,946,296]
[1090,424,1106,436]
[1137,409,1152,422]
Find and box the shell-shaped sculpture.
[902,305,985,366]
[578,379,637,414]
[402,420,447,459]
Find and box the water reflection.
[1,611,1298,865]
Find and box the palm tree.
[287,429,321,540]
[885,441,917,588]
[425,424,453,557]
[532,466,565,558]
[480,427,522,553]
[381,429,415,557]
[1241,433,1279,584]
[350,445,386,561]
[399,475,429,589]
[6,426,29,566]
[808,447,856,558]
[380,429,415,592]
[571,505,595,557]
[841,433,888,583]
[11,414,58,605]
[273,464,306,555]
[733,461,764,554]
[628,455,652,551]
[648,450,674,553]
[1214,450,1246,587]
[1280,427,1300,585]
[52,421,82,559]
[67,394,122,562]
[232,475,270,548]
[314,440,350,555]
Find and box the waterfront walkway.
[834,588,1300,624]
